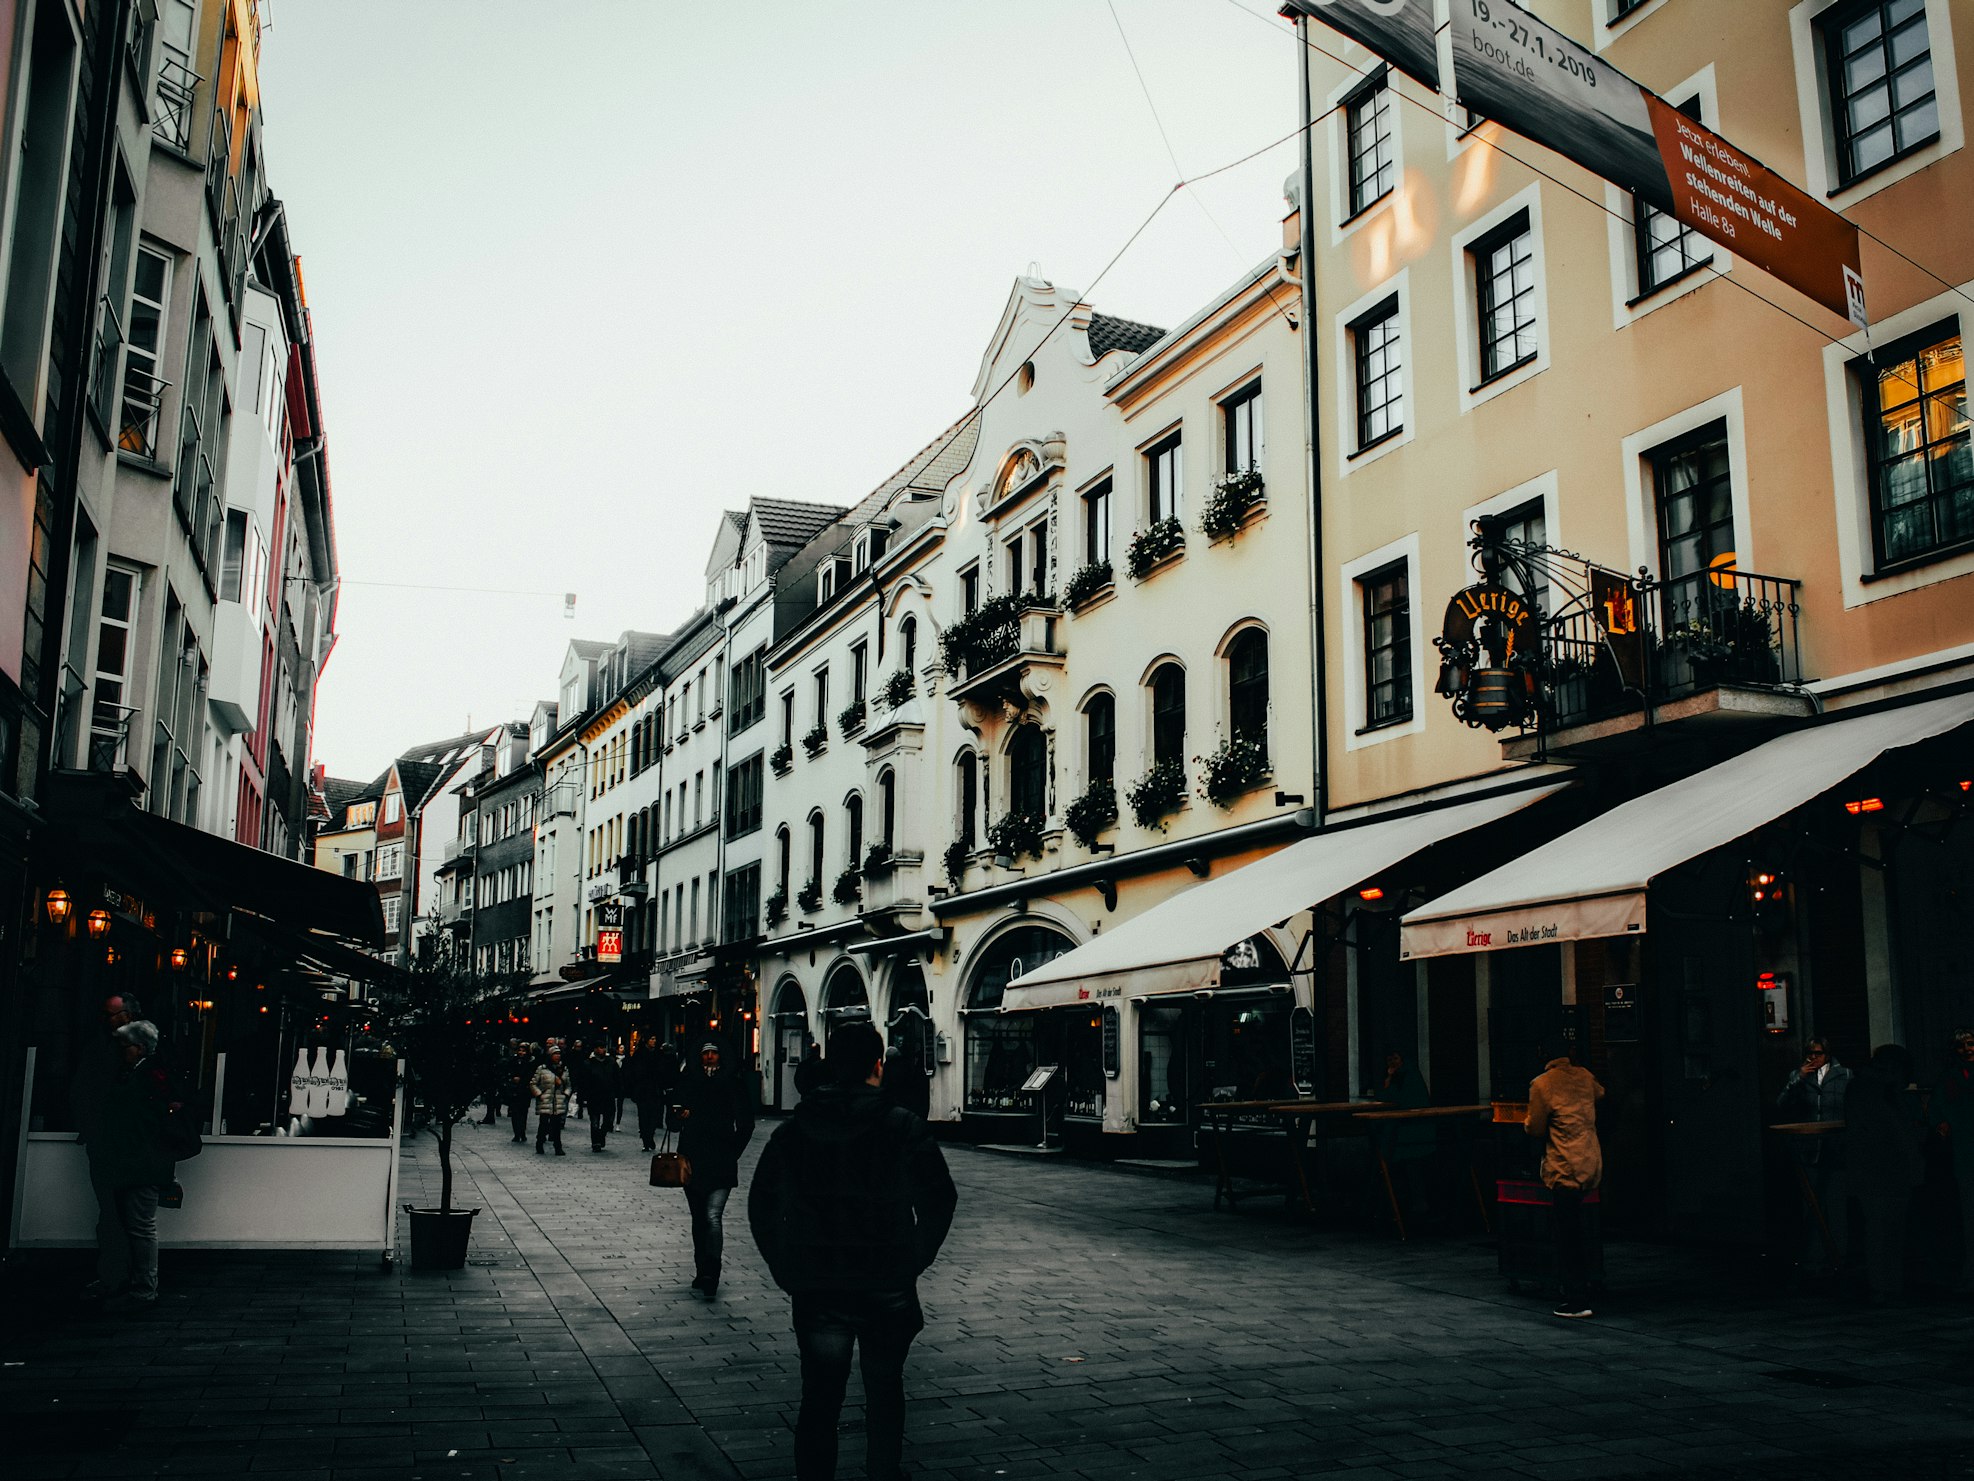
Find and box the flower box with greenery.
[838,699,866,737]
[1126,758,1187,829]
[770,742,794,775]
[796,880,824,914]
[862,841,894,874]
[942,838,972,886]
[1662,604,1777,684]
[939,593,1024,679]
[1064,780,1118,848]
[985,811,1045,862]
[800,721,829,757]
[1201,467,1265,542]
[1064,560,1114,609]
[391,942,497,1269]
[878,669,915,710]
[764,888,788,926]
[833,867,863,905]
[1197,736,1271,807]
[1126,518,1186,579]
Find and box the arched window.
[1008,724,1047,821]
[807,812,825,890]
[846,794,864,866]
[1228,628,1269,751]
[878,769,897,847]
[775,825,791,895]
[901,614,918,674]
[1150,663,1187,766]
[957,751,979,849]
[1085,693,1115,785]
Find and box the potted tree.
[391,942,497,1271]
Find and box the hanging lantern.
[45,887,72,926]
[169,946,189,972]
[86,908,112,939]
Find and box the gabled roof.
[393,759,448,814]
[321,775,376,814]
[839,411,981,528]
[1087,312,1166,360]
[751,497,848,550]
[567,638,612,660]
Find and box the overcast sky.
[257,1,1304,782]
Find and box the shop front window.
[963,925,1072,1113]
[1202,994,1293,1103]
[1064,1010,1106,1120]
[1140,1002,1190,1125]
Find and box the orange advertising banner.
[1644,95,1866,328]
[597,928,623,965]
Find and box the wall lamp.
[1274,791,1306,807]
[1184,857,1210,879]
[45,886,72,927]
[86,908,112,939]
[1089,841,1115,855]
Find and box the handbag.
[163,1103,203,1161]
[649,1126,690,1189]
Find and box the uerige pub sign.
[1432,581,1537,731]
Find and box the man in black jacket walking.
[749,1021,956,1481]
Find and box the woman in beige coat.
[1526,1052,1604,1319]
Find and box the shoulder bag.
[649,1126,690,1189]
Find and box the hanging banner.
[1444,0,1865,325]
[1281,0,1440,91]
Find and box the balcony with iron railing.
[86,701,139,775]
[118,364,169,460]
[88,298,124,437]
[1507,566,1810,760]
[941,596,1065,724]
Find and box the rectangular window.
[1352,299,1403,450]
[1651,421,1737,589]
[729,647,766,734]
[725,753,764,838]
[723,863,761,944]
[1633,98,1711,297]
[960,564,980,615]
[1864,321,1969,567]
[1361,562,1412,729]
[1223,382,1262,473]
[694,771,704,829]
[779,689,795,748]
[1147,433,1183,523]
[1345,69,1395,217]
[1083,480,1112,564]
[851,642,868,703]
[813,668,828,726]
[1822,0,1939,186]
[1473,210,1537,383]
[1480,498,1551,618]
[689,878,701,948]
[121,247,172,458]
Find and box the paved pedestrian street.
[6,1119,1974,1481]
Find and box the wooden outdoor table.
[1771,1120,1847,1272]
[1201,1099,1309,1210]
[1353,1104,1496,1240]
[1268,1101,1388,1215]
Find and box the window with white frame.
[1859,319,1968,567]
[1360,563,1413,730]
[1223,381,1262,473]
[1083,479,1112,565]
[1351,297,1403,450]
[1345,69,1396,217]
[1147,433,1183,524]
[1472,210,1537,384]
[1633,98,1712,298]
[1820,0,1939,187]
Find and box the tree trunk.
[438,1125,453,1215]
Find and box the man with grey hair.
[81,1019,176,1306]
[71,993,144,1299]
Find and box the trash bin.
[1495,1179,1603,1294]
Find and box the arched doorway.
[769,977,810,1110]
[886,962,934,1115]
[963,924,1074,1132]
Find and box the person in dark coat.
[504,1045,537,1143]
[1375,1050,1434,1226]
[674,1039,755,1297]
[577,1044,620,1151]
[793,1039,825,1098]
[1846,1044,1925,1303]
[750,1021,957,1481]
[1775,1036,1851,1277]
[625,1033,680,1152]
[88,1021,176,1306]
[1934,1028,1974,1293]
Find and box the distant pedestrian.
[69,993,144,1300]
[879,1027,930,1122]
[1935,1028,1974,1293]
[673,1039,755,1298]
[505,1045,536,1143]
[1847,1044,1924,1303]
[794,1040,825,1098]
[749,1021,956,1481]
[1775,1036,1850,1279]
[578,1044,620,1152]
[1526,1049,1604,1320]
[1376,1049,1434,1226]
[86,1020,176,1308]
[532,1046,571,1155]
[569,1039,588,1121]
[626,1033,679,1152]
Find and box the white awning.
[1001,784,1567,1012]
[1400,691,1974,960]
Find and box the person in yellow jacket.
[532,1046,571,1155]
[1526,1050,1604,1320]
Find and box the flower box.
[1126,518,1186,579]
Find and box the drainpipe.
[1296,12,1329,829]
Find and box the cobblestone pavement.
[6,1114,1974,1480]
